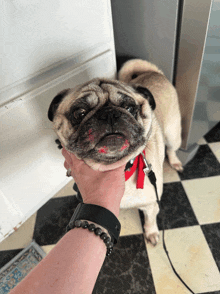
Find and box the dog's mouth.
[95,133,130,154]
[66,122,146,164]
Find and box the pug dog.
[48,59,183,246]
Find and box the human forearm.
[10,148,125,294]
[11,227,106,294]
[83,184,121,217]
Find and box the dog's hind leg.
[164,118,183,172]
[139,203,160,246]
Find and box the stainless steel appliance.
[111,0,220,164]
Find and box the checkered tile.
[1,122,220,294]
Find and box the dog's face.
[48,78,156,170]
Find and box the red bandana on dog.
[125,150,146,189]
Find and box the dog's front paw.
[146,232,160,246]
[171,162,184,172]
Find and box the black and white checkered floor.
[1,122,220,294]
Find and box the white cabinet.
[0,0,116,105]
[0,1,116,241]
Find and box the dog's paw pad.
[146,233,159,246]
[172,163,184,172]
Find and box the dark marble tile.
[197,291,220,294]
[179,145,220,180]
[201,223,220,272]
[93,234,156,294]
[33,195,79,246]
[156,182,198,230]
[197,290,220,294]
[0,249,23,269]
[204,121,220,143]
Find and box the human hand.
[62,148,126,217]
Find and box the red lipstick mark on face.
[98,146,108,153]
[88,129,94,142]
[120,140,129,151]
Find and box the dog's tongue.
[96,134,129,153]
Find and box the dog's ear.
[133,85,156,110]
[48,89,70,121]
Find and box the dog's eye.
[74,108,87,119]
[123,104,136,114]
[125,106,134,113]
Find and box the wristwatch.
[66,203,121,245]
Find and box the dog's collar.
[124,151,152,189]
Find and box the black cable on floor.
[147,170,195,294]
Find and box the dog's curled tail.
[118,59,164,83]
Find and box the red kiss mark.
[120,139,129,151]
[98,146,108,153]
[88,129,94,142]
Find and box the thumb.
[62,148,73,166]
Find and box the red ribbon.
[125,150,146,189]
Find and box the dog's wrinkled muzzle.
[95,134,129,154]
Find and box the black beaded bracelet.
[74,220,114,257]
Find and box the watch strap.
[66,203,121,244]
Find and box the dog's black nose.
[96,107,121,123]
